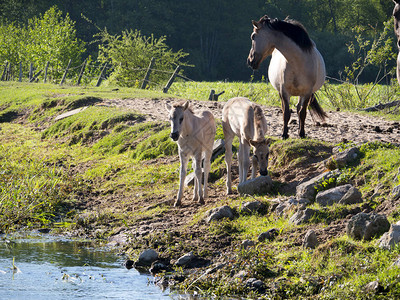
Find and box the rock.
[289,208,318,225]
[378,224,400,250]
[237,175,273,195]
[245,278,266,294]
[347,212,390,241]
[364,280,383,293]
[303,230,319,249]
[391,185,400,201]
[175,252,196,267]
[135,249,159,267]
[241,200,267,215]
[150,260,171,274]
[258,228,279,242]
[315,184,352,206]
[124,259,134,269]
[273,198,310,217]
[204,205,234,223]
[296,171,339,201]
[339,186,363,205]
[325,147,359,169]
[107,232,128,247]
[241,240,255,249]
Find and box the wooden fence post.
[43,61,49,83]
[1,62,8,81]
[19,62,22,82]
[76,59,87,85]
[96,63,107,87]
[163,65,181,93]
[60,59,71,85]
[141,57,155,89]
[30,69,43,83]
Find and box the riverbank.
[1,82,400,299]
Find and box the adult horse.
[166,101,216,207]
[247,15,327,139]
[222,97,269,195]
[393,0,400,85]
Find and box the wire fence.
[0,58,195,94]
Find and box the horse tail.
[308,93,327,121]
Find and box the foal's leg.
[176,152,189,207]
[203,148,212,201]
[296,94,312,138]
[251,154,258,179]
[239,141,251,183]
[280,92,291,139]
[193,153,204,204]
[224,134,234,195]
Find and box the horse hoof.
[198,198,205,205]
[174,200,181,207]
[282,134,289,140]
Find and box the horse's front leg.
[297,94,312,138]
[193,153,204,204]
[203,149,212,200]
[176,152,189,207]
[281,93,291,139]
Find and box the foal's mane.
[259,15,313,52]
[172,101,194,113]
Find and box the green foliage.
[0,6,85,80]
[97,29,189,87]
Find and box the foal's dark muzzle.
[260,169,268,176]
[170,132,179,141]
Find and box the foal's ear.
[183,101,190,111]
[165,102,172,112]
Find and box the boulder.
[237,175,273,195]
[258,228,279,242]
[241,200,267,215]
[339,186,363,205]
[241,240,255,249]
[346,212,390,241]
[378,224,400,250]
[204,205,234,223]
[296,171,339,201]
[245,278,267,294]
[135,249,159,267]
[325,147,360,169]
[175,252,196,267]
[315,184,351,206]
[303,230,319,249]
[289,208,318,225]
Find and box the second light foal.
[222,97,270,195]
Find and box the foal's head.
[165,101,190,141]
[250,138,270,176]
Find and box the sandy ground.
[100,97,400,145]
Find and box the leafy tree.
[97,28,189,87]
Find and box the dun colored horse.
[166,101,216,206]
[222,97,269,195]
[247,15,327,139]
[393,0,400,85]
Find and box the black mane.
[259,15,313,52]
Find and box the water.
[0,233,172,300]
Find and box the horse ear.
[183,101,190,111]
[252,20,260,29]
[165,102,172,112]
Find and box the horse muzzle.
[260,169,268,176]
[247,52,261,70]
[170,132,179,141]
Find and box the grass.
[1,81,400,298]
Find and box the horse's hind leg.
[280,93,291,139]
[193,154,204,204]
[297,94,312,138]
[238,141,250,183]
[224,134,234,195]
[202,149,212,201]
